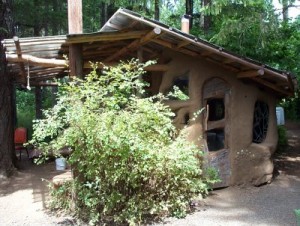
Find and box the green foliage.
[48,181,74,211]
[16,89,35,139]
[280,96,300,120]
[277,125,288,152]
[167,85,189,101]
[30,60,217,225]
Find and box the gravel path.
[154,174,300,226]
[0,160,77,226]
[0,122,299,226]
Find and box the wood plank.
[107,21,122,30]
[13,36,26,82]
[176,40,190,48]
[104,28,162,62]
[237,68,264,78]
[144,64,169,71]
[251,77,292,96]
[6,53,67,67]
[67,30,148,44]
[201,51,213,56]
[151,38,198,56]
[224,93,230,149]
[206,118,225,131]
[286,73,295,93]
[31,82,58,87]
[69,44,83,78]
[223,58,236,64]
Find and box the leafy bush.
[277,125,288,152]
[30,60,217,225]
[16,89,35,139]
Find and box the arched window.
[252,101,269,143]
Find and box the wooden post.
[35,86,43,119]
[68,0,82,34]
[68,0,83,78]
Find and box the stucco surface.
[155,49,279,186]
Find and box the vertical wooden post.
[68,0,82,34]
[35,86,43,119]
[68,0,83,78]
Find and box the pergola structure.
[2,8,296,96]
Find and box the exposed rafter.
[104,27,162,62]
[251,77,292,96]
[238,68,264,78]
[6,53,67,67]
[13,36,26,81]
[67,30,148,44]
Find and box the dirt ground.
[0,121,299,226]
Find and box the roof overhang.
[2,8,297,97]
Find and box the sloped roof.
[2,8,296,96]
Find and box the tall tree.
[154,0,160,20]
[0,0,17,178]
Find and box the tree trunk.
[282,0,289,22]
[52,0,58,35]
[186,0,193,29]
[100,2,108,27]
[35,86,43,119]
[154,0,160,21]
[203,0,211,34]
[33,0,40,36]
[0,0,17,178]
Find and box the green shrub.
[16,89,35,139]
[277,125,288,152]
[30,60,217,225]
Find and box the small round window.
[252,101,269,143]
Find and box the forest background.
[3,0,300,137]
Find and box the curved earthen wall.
[155,49,278,186]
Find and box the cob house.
[2,6,297,187]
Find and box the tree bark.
[35,86,43,119]
[186,0,193,29]
[0,0,17,178]
[282,0,289,22]
[154,0,160,21]
[203,0,211,34]
[52,0,59,35]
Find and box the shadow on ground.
[0,157,67,208]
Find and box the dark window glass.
[207,129,225,151]
[207,99,225,121]
[252,101,269,143]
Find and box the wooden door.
[203,78,231,188]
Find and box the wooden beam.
[106,21,122,30]
[144,64,169,72]
[13,36,26,82]
[6,53,67,67]
[238,69,264,78]
[151,38,198,56]
[251,77,292,96]
[206,119,225,131]
[201,51,213,56]
[67,30,148,44]
[31,82,58,87]
[176,40,190,49]
[104,27,162,62]
[286,73,295,93]
[83,61,169,71]
[223,58,236,64]
[69,44,83,78]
